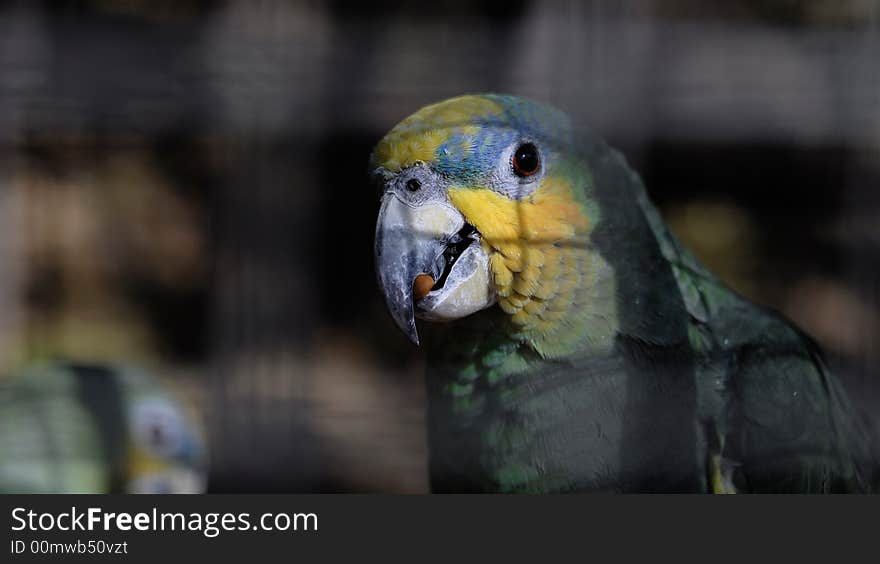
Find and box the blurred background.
[0,0,878,492]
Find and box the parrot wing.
[636,180,876,492]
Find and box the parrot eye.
[512,143,540,177]
[132,399,185,458]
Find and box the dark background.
[0,0,877,491]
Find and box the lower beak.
[374,193,463,345]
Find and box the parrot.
[0,361,207,493]
[372,94,876,493]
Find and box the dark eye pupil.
[513,143,540,177]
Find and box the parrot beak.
[375,193,453,345]
[375,187,495,345]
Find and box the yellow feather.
[447,176,592,341]
[511,309,531,326]
[523,298,547,316]
[533,277,558,301]
[490,254,513,295]
[499,299,522,314]
[513,273,539,297]
[506,292,528,309]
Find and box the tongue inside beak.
[413,274,436,301]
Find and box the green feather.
[420,101,875,492]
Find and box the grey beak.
[374,193,452,345]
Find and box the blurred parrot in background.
[372,94,876,493]
[0,362,206,493]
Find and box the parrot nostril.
[406,178,421,192]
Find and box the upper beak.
[374,192,463,345]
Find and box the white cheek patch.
[412,202,464,237]
[382,194,464,240]
[417,242,495,321]
[131,398,185,459]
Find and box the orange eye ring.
[512,143,540,177]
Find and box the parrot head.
[373,94,598,354]
[119,367,207,494]
[0,362,207,493]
